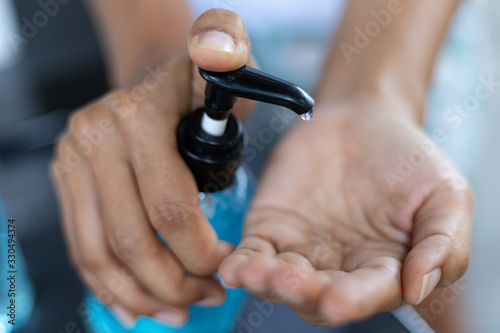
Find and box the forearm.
[86,0,192,88]
[319,2,468,331]
[317,0,459,122]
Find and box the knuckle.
[110,236,137,263]
[150,201,192,234]
[80,251,107,272]
[106,90,148,146]
[93,287,115,306]
[68,109,94,139]
[110,229,159,263]
[107,90,140,125]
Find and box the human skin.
[51,1,472,330]
[219,1,472,330]
[52,8,254,326]
[85,0,192,88]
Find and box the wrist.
[316,41,430,125]
[87,0,192,88]
[314,90,423,127]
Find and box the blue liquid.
[0,204,35,333]
[84,166,255,333]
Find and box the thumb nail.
[194,30,236,53]
[416,268,441,305]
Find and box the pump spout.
[199,66,315,118]
[178,65,315,192]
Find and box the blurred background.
[0,0,498,332]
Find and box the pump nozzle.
[177,65,314,192]
[200,66,314,120]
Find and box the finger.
[188,9,250,72]
[219,207,330,287]
[219,207,313,287]
[402,179,473,305]
[270,262,345,326]
[63,144,187,325]
[320,256,403,324]
[189,59,257,120]
[234,253,277,298]
[188,9,256,119]
[220,234,339,309]
[236,252,320,305]
[135,149,233,275]
[107,59,234,276]
[52,142,143,326]
[52,138,120,311]
[236,251,344,316]
[89,137,226,305]
[219,234,277,288]
[125,115,233,276]
[50,140,79,266]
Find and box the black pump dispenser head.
[177,65,315,193]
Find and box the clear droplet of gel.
[300,110,313,121]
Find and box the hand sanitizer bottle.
[0,202,35,333]
[84,65,314,333]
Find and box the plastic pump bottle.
[84,65,314,333]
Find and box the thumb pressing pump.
[84,65,314,333]
[178,65,315,192]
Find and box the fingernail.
[194,30,236,53]
[416,268,441,305]
[110,305,135,329]
[195,293,226,307]
[220,278,237,289]
[153,310,186,326]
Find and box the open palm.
[219,100,472,326]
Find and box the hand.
[219,97,472,326]
[51,9,253,326]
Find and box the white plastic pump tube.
[201,113,228,136]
